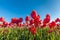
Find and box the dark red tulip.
[29,26,36,34]
[25,16,30,21]
[3,21,8,27]
[55,18,60,22]
[49,21,56,29]
[18,18,23,22]
[31,10,37,19]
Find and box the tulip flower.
[18,18,23,23]
[0,17,4,22]
[43,14,50,24]
[3,21,8,27]
[43,18,50,24]
[34,15,40,23]
[34,15,41,27]
[25,16,30,21]
[30,19,34,25]
[31,10,37,19]
[40,23,46,28]
[11,18,18,24]
[0,10,60,40]
[49,21,56,29]
[55,18,60,22]
[17,23,23,27]
[29,26,36,34]
[46,14,50,19]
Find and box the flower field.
[0,10,60,40]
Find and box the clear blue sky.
[0,0,60,22]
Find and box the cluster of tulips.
[0,10,60,40]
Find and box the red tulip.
[31,10,37,19]
[18,18,23,22]
[11,18,18,23]
[29,26,36,34]
[25,16,30,21]
[34,20,41,27]
[43,14,50,24]
[49,21,56,29]
[43,18,50,24]
[40,24,46,28]
[34,15,41,27]
[55,18,60,22]
[17,23,23,27]
[46,14,50,19]
[0,17,4,22]
[34,15,40,22]
[30,19,34,25]
[3,21,8,27]
[9,22,13,26]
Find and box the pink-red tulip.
[0,17,4,22]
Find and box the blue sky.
[0,0,60,22]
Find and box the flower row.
[0,10,60,35]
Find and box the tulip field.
[0,10,60,40]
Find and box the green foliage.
[0,26,60,40]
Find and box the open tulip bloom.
[0,10,60,40]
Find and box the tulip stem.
[28,30,30,40]
[33,34,36,40]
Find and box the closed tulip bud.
[31,10,37,19]
[25,16,30,21]
[0,17,4,22]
